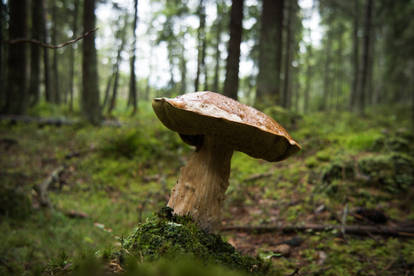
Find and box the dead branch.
[244,172,273,182]
[34,166,65,208]
[220,224,414,237]
[6,28,98,49]
[0,115,123,127]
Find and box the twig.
[220,224,414,237]
[34,166,65,208]
[244,172,273,182]
[6,28,98,49]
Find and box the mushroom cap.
[152,91,301,162]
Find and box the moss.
[320,159,355,184]
[358,153,414,193]
[371,135,412,153]
[0,174,32,219]
[120,207,270,274]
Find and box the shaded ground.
[0,103,413,275]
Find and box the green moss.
[305,156,318,168]
[120,207,270,274]
[371,135,413,153]
[320,158,354,184]
[358,153,414,193]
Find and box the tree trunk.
[129,0,138,115]
[223,0,244,100]
[3,0,27,115]
[202,35,208,91]
[194,0,206,92]
[336,24,344,110]
[0,1,6,112]
[69,0,79,112]
[366,15,375,106]
[51,2,60,104]
[321,19,332,111]
[349,0,360,111]
[282,0,294,109]
[82,0,101,124]
[108,17,128,115]
[0,1,4,109]
[179,34,187,93]
[212,1,223,92]
[304,44,312,113]
[256,0,284,106]
[42,0,51,102]
[102,74,113,109]
[28,0,42,106]
[358,0,373,115]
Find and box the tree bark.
[102,74,113,109]
[0,1,6,111]
[108,17,128,115]
[69,0,79,112]
[194,0,206,92]
[336,24,344,110]
[82,0,101,124]
[212,1,223,92]
[282,0,295,109]
[0,1,4,109]
[129,0,138,115]
[349,0,360,111]
[304,44,312,113]
[51,1,60,104]
[42,0,51,102]
[321,17,332,111]
[256,0,284,106]
[223,0,244,100]
[358,0,373,115]
[28,0,42,106]
[3,0,27,115]
[179,33,187,93]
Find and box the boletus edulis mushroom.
[152,91,301,230]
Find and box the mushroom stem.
[167,135,233,230]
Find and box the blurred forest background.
[1,0,414,275]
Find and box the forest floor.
[1,102,414,275]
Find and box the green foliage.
[98,123,183,160]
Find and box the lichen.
[120,207,270,274]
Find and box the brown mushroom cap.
[152,91,301,162]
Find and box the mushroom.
[152,91,301,230]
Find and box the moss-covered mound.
[121,207,270,274]
[358,153,414,193]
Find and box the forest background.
[1,0,414,275]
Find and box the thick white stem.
[167,135,233,230]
